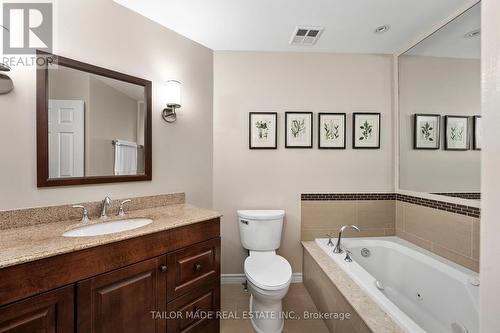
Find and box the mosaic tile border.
[432,192,481,200]
[301,193,396,201]
[301,193,480,218]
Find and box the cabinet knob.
[159,265,167,272]
[194,263,202,272]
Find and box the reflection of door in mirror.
[47,64,147,178]
[48,100,85,178]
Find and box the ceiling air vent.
[290,26,324,45]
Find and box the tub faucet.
[100,196,112,219]
[333,224,360,254]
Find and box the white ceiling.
[405,3,480,59]
[114,0,475,54]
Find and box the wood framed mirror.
[36,51,152,187]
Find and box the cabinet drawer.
[167,238,220,300]
[167,285,220,333]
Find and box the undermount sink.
[62,218,153,237]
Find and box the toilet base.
[248,293,285,333]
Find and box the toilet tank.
[237,210,285,251]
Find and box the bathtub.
[315,237,479,333]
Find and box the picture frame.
[318,113,346,149]
[413,114,441,150]
[445,116,470,151]
[249,112,278,149]
[473,115,482,150]
[352,113,381,149]
[285,112,313,148]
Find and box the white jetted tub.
[315,237,479,333]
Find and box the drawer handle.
[159,265,167,273]
[194,263,202,272]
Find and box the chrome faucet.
[117,199,132,216]
[72,205,89,223]
[333,224,360,254]
[100,196,112,219]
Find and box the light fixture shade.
[165,80,181,107]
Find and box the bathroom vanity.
[0,199,221,333]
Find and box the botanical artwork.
[473,116,482,150]
[255,120,271,139]
[285,112,313,148]
[359,120,373,141]
[353,113,380,149]
[414,114,440,149]
[318,113,346,149]
[445,116,469,150]
[290,119,306,138]
[249,112,277,149]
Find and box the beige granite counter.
[0,204,221,269]
[302,241,404,333]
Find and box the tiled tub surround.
[0,192,185,230]
[303,241,403,333]
[301,193,480,272]
[0,193,221,269]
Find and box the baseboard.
[221,273,303,284]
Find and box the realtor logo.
[2,2,52,54]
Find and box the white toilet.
[237,210,292,333]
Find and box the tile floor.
[220,283,329,333]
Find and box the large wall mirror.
[37,53,152,187]
[398,2,481,202]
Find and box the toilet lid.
[244,254,292,290]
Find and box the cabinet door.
[167,238,220,300]
[77,255,167,333]
[0,285,74,333]
[167,285,220,333]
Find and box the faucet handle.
[117,199,132,216]
[72,205,89,223]
[326,233,334,247]
[344,250,353,262]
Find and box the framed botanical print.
[285,112,313,148]
[414,114,440,149]
[445,116,469,150]
[473,115,482,150]
[318,113,346,149]
[353,113,381,149]
[249,112,277,149]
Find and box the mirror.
[37,53,152,186]
[398,3,481,201]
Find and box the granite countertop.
[302,241,404,333]
[0,204,221,269]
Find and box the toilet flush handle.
[241,219,249,225]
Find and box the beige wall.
[480,0,500,331]
[301,201,395,241]
[399,55,481,192]
[395,201,479,272]
[213,52,394,274]
[87,76,138,176]
[0,0,213,210]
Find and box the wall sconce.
[162,80,181,123]
[0,63,14,95]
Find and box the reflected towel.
[114,140,138,175]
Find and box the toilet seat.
[244,253,292,291]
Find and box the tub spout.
[333,224,360,254]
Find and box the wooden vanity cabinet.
[0,285,74,333]
[77,255,167,333]
[0,218,220,333]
